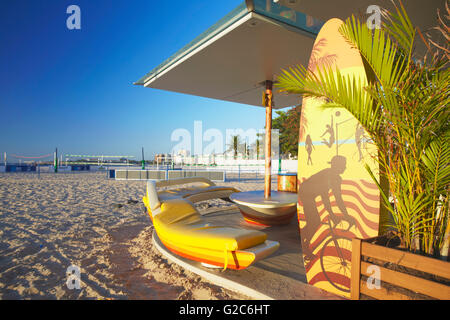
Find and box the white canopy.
[136,0,443,109]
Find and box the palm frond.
[381,0,416,56]
[277,64,382,136]
[339,14,408,89]
[421,135,450,192]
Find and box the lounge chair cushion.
[153,199,267,251]
[158,186,238,202]
[157,199,203,225]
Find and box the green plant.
[255,133,263,160]
[276,1,449,257]
[272,105,302,158]
[227,134,241,160]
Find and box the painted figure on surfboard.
[305,134,315,165]
[321,115,335,148]
[298,155,357,261]
[355,124,365,162]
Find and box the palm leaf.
[380,0,416,56]
[421,135,450,192]
[339,14,408,90]
[277,65,382,136]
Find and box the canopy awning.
[135,0,443,109]
[135,1,324,109]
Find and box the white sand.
[0,171,270,300]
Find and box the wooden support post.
[264,80,273,199]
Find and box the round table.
[230,190,298,226]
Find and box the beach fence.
[179,160,298,182]
[112,168,226,182]
[109,160,298,183]
[111,161,293,183]
[1,153,54,174]
[5,164,37,172]
[114,169,166,181]
[1,152,104,175]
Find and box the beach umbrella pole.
[264,80,273,199]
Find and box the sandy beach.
[0,171,273,300]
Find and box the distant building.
[154,153,173,165]
[177,149,190,157]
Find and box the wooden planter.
[351,238,450,300]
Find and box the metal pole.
[264,80,273,198]
[54,148,58,173]
[141,147,145,170]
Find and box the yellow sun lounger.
[142,179,279,270]
[154,177,240,204]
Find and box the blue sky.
[0,0,272,161]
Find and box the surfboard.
[296,18,380,298]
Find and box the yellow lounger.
[142,180,279,270]
[154,177,240,204]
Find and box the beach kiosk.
[135,0,324,225]
[136,0,443,298]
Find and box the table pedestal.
[230,191,297,226]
